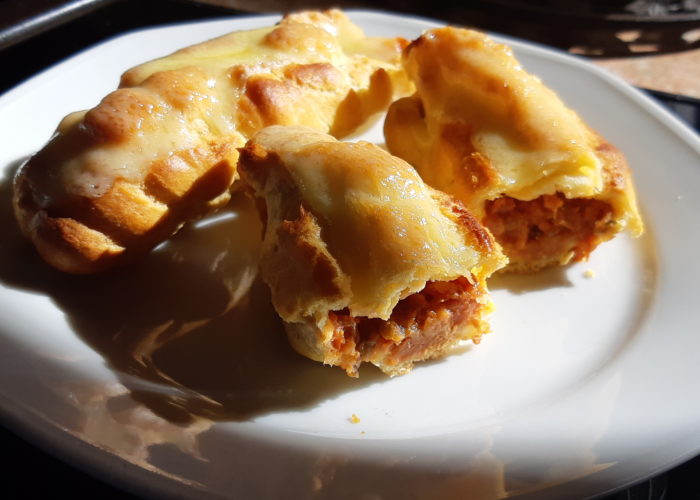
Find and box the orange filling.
[327,277,484,375]
[484,193,614,269]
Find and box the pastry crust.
[238,125,507,376]
[384,27,643,272]
[13,10,411,273]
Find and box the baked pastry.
[238,125,507,376]
[384,27,643,272]
[13,10,411,273]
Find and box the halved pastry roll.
[385,27,643,272]
[238,125,507,377]
[13,10,411,273]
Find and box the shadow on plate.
[488,265,573,293]
[0,160,383,424]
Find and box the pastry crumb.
[349,413,361,424]
[583,269,596,279]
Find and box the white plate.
[1,10,699,500]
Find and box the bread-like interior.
[13,9,411,274]
[384,27,643,272]
[238,125,507,376]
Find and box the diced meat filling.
[327,277,485,375]
[483,193,614,270]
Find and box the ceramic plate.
[1,10,699,500]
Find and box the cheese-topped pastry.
[238,125,507,376]
[384,27,643,272]
[13,10,411,273]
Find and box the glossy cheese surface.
[385,27,643,237]
[239,125,506,322]
[14,10,410,273]
[58,9,408,200]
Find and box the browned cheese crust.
[13,10,411,273]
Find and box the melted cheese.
[50,10,410,200]
[248,126,505,320]
[60,67,242,198]
[384,27,640,229]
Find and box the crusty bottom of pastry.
[286,276,491,377]
[483,193,616,273]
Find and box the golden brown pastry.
[238,125,507,376]
[13,10,411,273]
[385,27,643,272]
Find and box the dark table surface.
[1,1,699,498]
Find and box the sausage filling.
[484,193,614,271]
[326,276,486,376]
